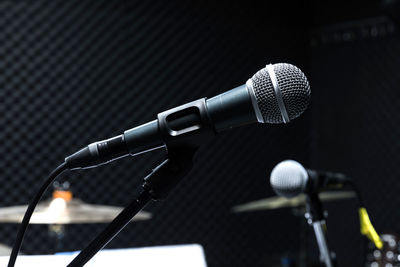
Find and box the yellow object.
[359,207,383,249]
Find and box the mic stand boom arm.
[67,146,197,267]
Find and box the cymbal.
[232,191,356,213]
[0,198,152,224]
[0,243,12,256]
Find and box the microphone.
[270,160,345,267]
[270,160,348,198]
[65,63,311,169]
[270,160,384,257]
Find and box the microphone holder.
[305,192,335,267]
[67,145,197,267]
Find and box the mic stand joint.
[67,145,197,267]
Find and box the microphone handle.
[65,84,259,170]
[65,98,213,169]
[306,169,348,192]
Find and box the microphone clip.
[143,145,197,200]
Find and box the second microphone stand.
[305,192,336,267]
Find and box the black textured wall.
[311,17,400,266]
[0,1,312,266]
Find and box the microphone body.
[270,160,348,198]
[65,84,258,169]
[306,169,348,193]
[66,63,311,170]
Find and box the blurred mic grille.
[270,160,308,198]
[251,63,311,124]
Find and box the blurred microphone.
[65,63,311,169]
[270,160,348,198]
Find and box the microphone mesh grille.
[251,63,311,123]
[270,160,308,198]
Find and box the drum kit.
[0,186,377,265]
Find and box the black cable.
[345,179,365,207]
[7,162,68,267]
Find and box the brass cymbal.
[232,191,356,213]
[0,198,151,224]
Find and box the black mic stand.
[304,192,335,267]
[67,145,197,267]
[67,96,215,266]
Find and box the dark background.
[0,0,398,266]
